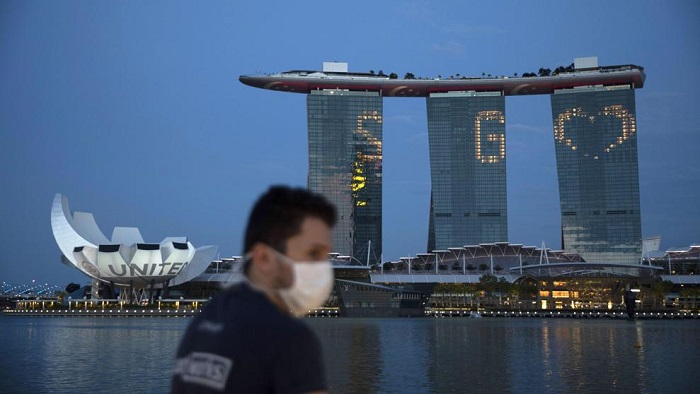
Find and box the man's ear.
[248,243,275,275]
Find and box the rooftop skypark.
[239,61,645,97]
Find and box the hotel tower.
[239,57,645,264]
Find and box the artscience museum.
[51,194,217,303]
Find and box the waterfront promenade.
[425,307,700,319]
[3,308,201,317]
[4,306,698,319]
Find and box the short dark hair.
[243,185,336,257]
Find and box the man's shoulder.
[173,284,326,393]
[201,282,265,314]
[198,283,298,329]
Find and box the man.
[173,186,336,393]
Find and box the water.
[1,316,698,393]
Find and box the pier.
[425,308,700,319]
[5,307,698,319]
[3,308,201,317]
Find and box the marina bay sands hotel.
[239,57,645,267]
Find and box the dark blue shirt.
[172,282,327,393]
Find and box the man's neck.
[246,278,292,316]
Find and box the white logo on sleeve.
[174,352,233,391]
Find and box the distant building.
[50,194,217,303]
[651,245,700,277]
[551,68,641,263]
[427,91,507,250]
[307,87,383,265]
[239,57,646,263]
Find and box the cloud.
[406,132,428,143]
[431,41,465,56]
[399,0,438,23]
[386,179,431,190]
[439,25,506,36]
[507,123,550,134]
[385,115,420,125]
[399,2,505,37]
[638,91,684,100]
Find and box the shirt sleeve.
[273,324,327,394]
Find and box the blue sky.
[1,1,698,285]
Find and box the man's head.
[243,186,336,280]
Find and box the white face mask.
[273,249,334,317]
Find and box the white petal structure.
[51,194,217,286]
[111,227,144,245]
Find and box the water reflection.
[1,317,699,393]
[308,318,700,394]
[0,317,188,393]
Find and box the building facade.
[551,85,642,263]
[50,194,217,303]
[307,90,383,265]
[240,58,646,265]
[427,92,508,250]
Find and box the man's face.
[275,216,332,288]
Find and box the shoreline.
[3,307,698,319]
[2,308,200,317]
[425,308,699,319]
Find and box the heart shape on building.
[554,105,636,158]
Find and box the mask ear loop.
[267,246,296,266]
[221,252,254,289]
[240,253,252,273]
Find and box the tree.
[649,280,674,308]
[404,72,415,79]
[518,280,538,301]
[377,70,386,77]
[478,263,489,272]
[496,277,511,305]
[680,287,700,310]
[479,274,498,297]
[389,72,398,79]
[369,69,375,75]
[65,283,80,294]
[461,283,478,307]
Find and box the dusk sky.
[2,1,698,286]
